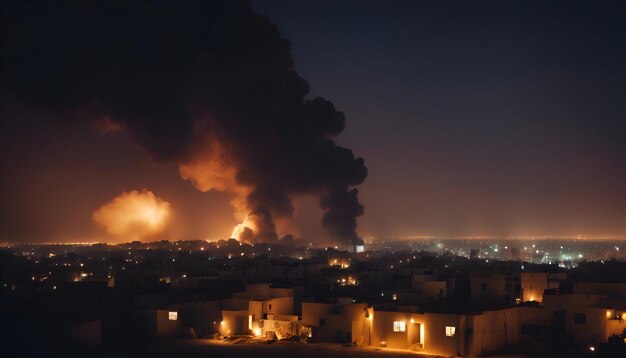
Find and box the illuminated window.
[168,311,178,321]
[445,326,456,337]
[393,321,406,332]
[392,293,397,301]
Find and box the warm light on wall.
[253,328,262,337]
[248,315,253,329]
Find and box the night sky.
[1,0,625,243]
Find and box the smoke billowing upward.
[92,189,171,242]
[2,1,367,245]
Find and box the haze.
[1,0,625,243]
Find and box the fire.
[179,133,273,243]
[92,189,171,241]
[231,216,257,241]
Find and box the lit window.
[168,311,178,321]
[392,293,397,301]
[393,321,406,332]
[445,326,456,337]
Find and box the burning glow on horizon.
[92,189,171,241]
[178,134,267,243]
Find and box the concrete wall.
[370,311,415,350]
[470,274,507,303]
[269,287,293,298]
[263,296,294,315]
[168,300,221,337]
[156,309,179,337]
[249,300,263,321]
[369,308,520,356]
[302,303,368,344]
[220,310,249,336]
[571,307,607,344]
[468,308,520,356]
[605,310,626,339]
[420,313,465,357]
[370,311,465,356]
[524,294,626,345]
[543,293,606,341]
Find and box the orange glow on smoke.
[178,132,263,242]
[231,216,257,242]
[92,189,170,241]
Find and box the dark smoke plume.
[1,0,367,245]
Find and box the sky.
[1,0,626,243]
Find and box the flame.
[231,216,257,241]
[178,131,266,242]
[92,189,170,241]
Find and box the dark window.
[574,313,586,324]
[521,324,542,336]
[269,304,272,310]
[319,318,326,326]
[530,285,533,290]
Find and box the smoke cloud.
[2,0,367,245]
[92,189,171,242]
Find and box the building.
[220,283,300,338]
[301,302,369,343]
[370,307,520,356]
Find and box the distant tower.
[470,248,480,259]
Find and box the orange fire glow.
[92,189,171,241]
[178,133,261,242]
[231,216,258,241]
